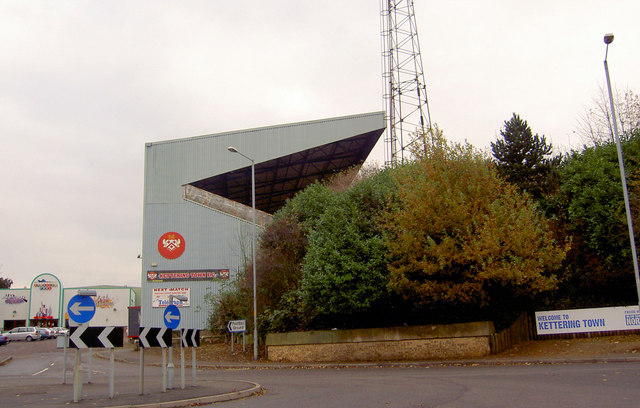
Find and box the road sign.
[69,326,124,348]
[227,319,246,333]
[181,329,200,348]
[139,327,172,348]
[164,304,181,329]
[67,295,96,324]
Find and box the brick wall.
[266,321,494,362]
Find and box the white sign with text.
[535,305,640,335]
[152,287,190,308]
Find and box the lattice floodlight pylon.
[380,0,432,166]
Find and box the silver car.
[4,326,42,342]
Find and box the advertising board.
[535,305,640,335]
[152,287,190,308]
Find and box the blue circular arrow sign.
[67,295,96,324]
[163,304,181,329]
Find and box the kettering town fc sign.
[158,232,185,259]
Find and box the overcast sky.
[1,1,639,289]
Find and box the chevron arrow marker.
[140,327,151,348]
[70,326,87,348]
[98,326,114,348]
[156,328,168,348]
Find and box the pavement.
[3,343,640,408]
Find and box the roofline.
[145,111,385,147]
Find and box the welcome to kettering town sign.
[535,305,640,335]
[146,269,229,282]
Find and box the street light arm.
[227,146,254,164]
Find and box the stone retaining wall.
[266,321,494,362]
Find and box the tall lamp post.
[603,33,640,304]
[227,146,258,360]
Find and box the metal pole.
[62,335,67,384]
[191,348,196,387]
[73,349,82,402]
[88,348,92,384]
[227,146,259,360]
[109,348,115,398]
[604,40,640,304]
[162,347,167,393]
[251,159,258,360]
[139,346,144,395]
[180,343,185,390]
[168,339,174,389]
[167,295,174,389]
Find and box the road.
[1,340,639,407]
[219,363,640,408]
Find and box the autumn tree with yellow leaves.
[384,130,569,322]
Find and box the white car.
[50,327,69,337]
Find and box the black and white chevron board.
[139,326,172,348]
[69,326,124,348]
[181,329,200,347]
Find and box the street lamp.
[227,145,258,360]
[603,33,640,304]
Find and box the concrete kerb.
[94,347,640,370]
[105,381,262,408]
[0,356,12,366]
[76,349,264,407]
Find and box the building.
[140,112,386,330]
[0,273,139,330]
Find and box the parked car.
[4,327,41,342]
[37,328,53,339]
[0,333,7,346]
[50,327,69,337]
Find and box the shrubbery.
[207,129,640,336]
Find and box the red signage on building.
[146,269,229,281]
[157,232,186,259]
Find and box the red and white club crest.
[158,232,186,259]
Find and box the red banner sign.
[146,269,229,282]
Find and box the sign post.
[69,326,124,399]
[138,327,172,394]
[181,329,200,388]
[163,304,180,389]
[67,294,96,403]
[227,320,246,354]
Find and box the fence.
[490,312,640,354]
[489,313,536,354]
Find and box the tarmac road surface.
[1,339,640,407]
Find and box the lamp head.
[227,146,238,153]
[604,33,614,44]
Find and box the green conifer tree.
[491,113,556,199]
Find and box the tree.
[491,113,557,199]
[0,277,11,289]
[548,131,640,305]
[385,130,567,324]
[300,170,396,327]
[251,182,337,333]
[576,87,640,146]
[0,266,12,288]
